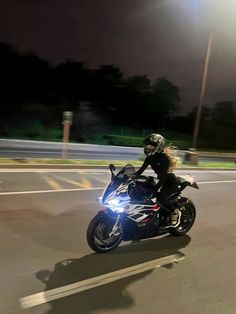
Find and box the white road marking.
[0,180,236,195]
[20,252,185,309]
[199,180,236,184]
[0,187,103,195]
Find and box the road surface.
[0,139,235,162]
[0,168,236,313]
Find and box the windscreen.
[115,164,136,180]
[102,164,136,202]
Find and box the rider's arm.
[135,157,150,176]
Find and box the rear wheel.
[169,200,196,236]
[87,213,122,253]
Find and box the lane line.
[93,177,110,184]
[198,180,236,184]
[51,174,92,189]
[42,175,64,190]
[79,174,93,188]
[0,180,236,196]
[0,187,103,195]
[20,252,185,309]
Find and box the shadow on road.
[36,235,191,314]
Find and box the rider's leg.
[157,186,182,227]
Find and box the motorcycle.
[87,164,199,253]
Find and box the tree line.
[0,41,235,149]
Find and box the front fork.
[108,214,122,237]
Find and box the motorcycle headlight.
[111,206,125,213]
[106,199,125,213]
[107,199,119,206]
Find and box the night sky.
[1,0,236,113]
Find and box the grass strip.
[0,158,235,169]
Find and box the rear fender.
[177,175,199,190]
[179,180,199,191]
[191,181,199,189]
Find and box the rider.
[134,133,181,227]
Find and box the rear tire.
[87,213,122,253]
[169,199,196,236]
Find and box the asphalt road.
[0,139,143,160]
[0,146,141,160]
[1,139,236,162]
[0,169,236,314]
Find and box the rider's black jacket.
[135,152,178,191]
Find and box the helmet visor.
[144,144,156,156]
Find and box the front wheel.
[87,213,122,253]
[169,199,196,236]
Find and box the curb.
[0,164,235,171]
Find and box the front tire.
[169,200,196,236]
[87,213,122,253]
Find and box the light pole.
[192,33,212,148]
[62,111,73,159]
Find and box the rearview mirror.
[109,164,116,172]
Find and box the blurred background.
[0,0,235,151]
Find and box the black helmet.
[143,133,165,156]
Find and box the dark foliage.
[0,41,235,149]
[0,42,180,130]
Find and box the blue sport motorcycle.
[87,164,198,253]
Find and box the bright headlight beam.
[111,206,124,213]
[107,199,120,206]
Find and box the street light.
[192,33,212,149]
[191,0,236,149]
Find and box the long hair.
[163,146,178,172]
